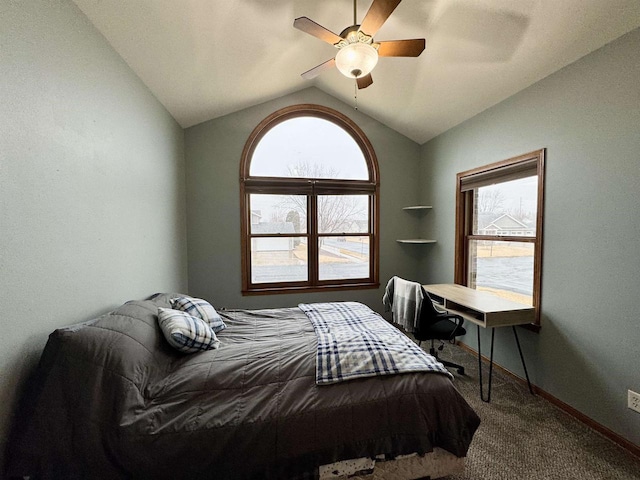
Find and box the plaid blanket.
[299,302,453,385]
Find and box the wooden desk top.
[423,283,534,328]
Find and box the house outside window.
[455,149,545,327]
[240,104,380,294]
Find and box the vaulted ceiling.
[73,0,640,144]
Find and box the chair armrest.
[436,312,465,339]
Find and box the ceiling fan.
[294,0,425,89]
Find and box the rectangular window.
[249,194,307,234]
[243,189,377,292]
[468,239,534,306]
[318,236,370,281]
[317,195,369,233]
[248,194,307,285]
[455,149,545,326]
[317,194,371,280]
[250,238,308,284]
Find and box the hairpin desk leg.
[512,326,534,394]
[478,325,496,403]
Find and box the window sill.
[242,282,380,296]
[519,322,541,333]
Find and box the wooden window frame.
[240,104,380,295]
[455,149,545,328]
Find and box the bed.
[6,293,480,479]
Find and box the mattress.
[6,294,480,479]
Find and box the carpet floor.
[423,342,640,479]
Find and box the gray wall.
[0,0,188,467]
[184,87,422,311]
[419,28,640,446]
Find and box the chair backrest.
[414,287,462,341]
[384,276,424,333]
[419,286,442,321]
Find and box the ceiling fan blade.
[359,0,402,37]
[301,58,336,80]
[377,39,426,57]
[294,17,343,45]
[356,74,373,89]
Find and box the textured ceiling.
[73,0,640,144]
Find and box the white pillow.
[157,307,220,353]
[170,296,227,333]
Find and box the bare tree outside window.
[276,161,368,242]
[477,189,506,214]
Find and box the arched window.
[240,104,380,294]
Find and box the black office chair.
[414,287,467,375]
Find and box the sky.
[250,116,370,225]
[480,175,538,217]
[250,117,368,180]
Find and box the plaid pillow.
[157,307,220,353]
[170,296,227,333]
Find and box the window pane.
[468,240,533,305]
[250,194,306,234]
[318,195,369,234]
[318,236,370,280]
[473,176,537,236]
[250,117,369,180]
[251,237,307,283]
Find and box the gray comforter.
[7,293,480,479]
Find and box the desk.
[423,284,534,402]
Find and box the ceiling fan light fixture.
[335,42,378,78]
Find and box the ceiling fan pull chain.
[354,79,358,111]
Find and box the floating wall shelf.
[402,205,432,210]
[397,206,436,243]
[396,239,437,244]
